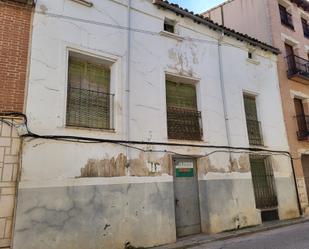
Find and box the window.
[243,95,263,146]
[285,43,297,75]
[279,4,294,29]
[301,18,309,38]
[248,52,253,59]
[166,80,202,141]
[164,18,175,33]
[66,52,114,130]
[294,98,308,140]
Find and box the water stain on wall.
[81,153,172,177]
[81,153,127,177]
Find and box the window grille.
[250,156,278,210]
[66,55,114,130]
[166,80,202,141]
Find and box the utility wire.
[0,112,292,157]
[0,112,303,215]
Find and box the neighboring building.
[12,0,299,248]
[0,0,34,248]
[204,0,309,214]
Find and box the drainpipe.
[125,0,132,162]
[217,32,233,155]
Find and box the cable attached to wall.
[0,112,303,215]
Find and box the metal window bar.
[66,87,114,130]
[167,106,203,141]
[279,6,294,29]
[296,114,309,140]
[246,119,264,146]
[250,156,278,210]
[286,54,309,78]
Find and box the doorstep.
[150,217,309,249]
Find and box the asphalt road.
[192,222,309,249]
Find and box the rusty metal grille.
[250,156,278,210]
[246,119,264,146]
[66,55,114,130]
[286,54,309,79]
[167,106,203,141]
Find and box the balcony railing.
[296,114,309,140]
[246,119,264,146]
[167,106,203,141]
[286,54,309,83]
[280,10,294,29]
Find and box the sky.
[170,0,226,13]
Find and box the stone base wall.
[13,182,176,249]
[0,120,21,248]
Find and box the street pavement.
[191,222,309,249]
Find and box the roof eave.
[153,0,280,55]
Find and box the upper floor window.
[243,94,263,146]
[164,18,175,33]
[166,80,202,141]
[66,52,114,130]
[301,18,309,38]
[294,98,309,140]
[279,4,294,30]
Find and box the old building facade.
[0,0,33,248]
[204,0,309,214]
[9,0,300,248]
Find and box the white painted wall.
[23,0,289,181]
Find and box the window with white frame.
[66,52,114,130]
[166,79,203,141]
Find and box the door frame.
[172,156,201,237]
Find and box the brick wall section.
[0,1,32,113]
[0,119,21,248]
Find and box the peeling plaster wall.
[13,0,299,248]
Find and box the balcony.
[286,55,309,84]
[296,114,309,140]
[246,119,264,146]
[167,106,203,141]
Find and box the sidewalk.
[151,217,309,249]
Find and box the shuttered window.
[244,95,263,146]
[166,81,197,110]
[166,81,202,141]
[66,55,114,130]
